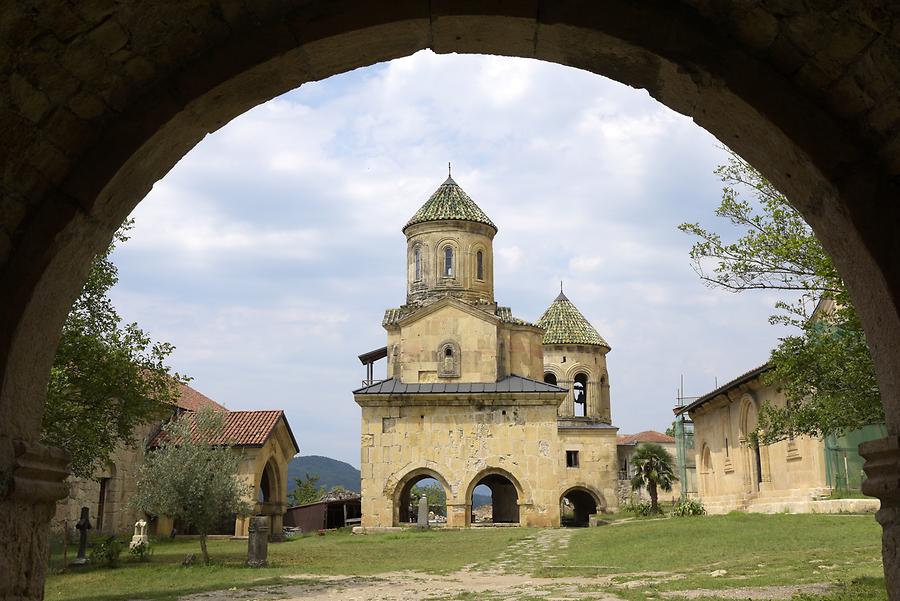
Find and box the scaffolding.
[674,381,698,499]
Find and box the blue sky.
[111,51,791,467]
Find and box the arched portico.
[560,485,605,527]
[465,467,526,526]
[391,467,451,527]
[2,3,900,598]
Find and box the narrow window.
[476,250,484,280]
[443,246,453,277]
[573,373,588,417]
[725,437,729,457]
[566,450,580,468]
[414,247,422,281]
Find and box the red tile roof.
[150,410,298,452]
[617,430,675,445]
[174,382,227,413]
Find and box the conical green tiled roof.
[537,290,610,348]
[404,176,496,232]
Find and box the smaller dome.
[538,290,610,348]
[404,175,496,232]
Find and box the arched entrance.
[560,487,603,527]
[467,469,523,525]
[392,469,450,526]
[2,4,900,598]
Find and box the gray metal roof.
[673,363,772,416]
[353,374,567,395]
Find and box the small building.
[53,382,299,539]
[284,491,362,532]
[675,364,883,513]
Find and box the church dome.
[403,175,496,233]
[538,290,610,348]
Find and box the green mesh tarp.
[824,423,887,490]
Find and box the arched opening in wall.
[4,8,900,596]
[476,250,484,281]
[544,372,558,386]
[470,473,519,525]
[700,444,715,497]
[395,472,449,526]
[443,246,454,278]
[573,373,588,417]
[560,487,601,527]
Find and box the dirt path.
[175,529,832,601]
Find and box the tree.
[41,220,187,478]
[289,473,325,506]
[629,443,677,514]
[131,407,253,564]
[679,150,882,442]
[410,483,447,516]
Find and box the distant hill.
[287,455,360,494]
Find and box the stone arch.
[409,241,428,283]
[469,241,489,284]
[391,467,451,526]
[542,364,564,387]
[738,393,770,492]
[437,339,461,378]
[699,443,715,498]
[465,466,527,526]
[559,485,605,527]
[436,237,461,281]
[258,456,282,503]
[2,3,900,596]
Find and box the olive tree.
[132,407,253,563]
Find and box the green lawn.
[44,514,886,601]
[44,528,532,601]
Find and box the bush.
[623,501,653,516]
[673,498,706,517]
[129,540,152,562]
[90,537,124,568]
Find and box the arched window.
[443,246,454,277]
[573,373,588,417]
[476,250,484,280]
[438,341,460,377]
[544,372,557,386]
[413,247,422,281]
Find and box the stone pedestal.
[246,516,270,568]
[0,439,70,599]
[860,435,900,601]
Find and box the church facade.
[354,175,618,528]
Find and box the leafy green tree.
[629,443,677,514]
[289,474,324,506]
[41,220,187,478]
[410,483,447,516]
[679,150,882,442]
[131,407,253,564]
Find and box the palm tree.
[629,443,678,514]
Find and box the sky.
[110,50,793,467]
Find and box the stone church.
[354,174,618,528]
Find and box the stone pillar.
[417,495,429,528]
[446,503,467,528]
[0,439,70,600]
[860,436,900,601]
[246,516,270,567]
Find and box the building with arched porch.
[52,382,299,539]
[354,175,618,528]
[676,364,883,514]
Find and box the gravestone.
[417,495,429,528]
[246,516,270,567]
[129,519,149,550]
[70,507,91,567]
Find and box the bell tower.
[402,174,497,307]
